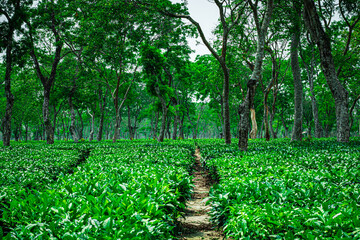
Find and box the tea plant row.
[199,139,360,239]
[1,141,194,239]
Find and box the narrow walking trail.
[178,148,223,240]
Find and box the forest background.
[1,0,359,149]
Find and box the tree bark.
[76,109,83,139]
[68,95,78,142]
[165,115,171,139]
[97,88,107,141]
[127,106,135,139]
[87,108,95,141]
[269,112,277,139]
[158,106,168,142]
[303,0,350,142]
[249,108,257,139]
[179,114,185,139]
[156,1,246,144]
[290,31,303,141]
[306,53,323,138]
[172,114,178,140]
[28,8,63,144]
[239,0,274,150]
[42,89,55,144]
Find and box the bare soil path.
[178,148,224,240]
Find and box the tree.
[23,0,69,144]
[303,0,350,142]
[290,0,303,141]
[238,0,274,151]
[0,0,27,146]
[137,0,248,144]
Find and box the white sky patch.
[171,0,219,61]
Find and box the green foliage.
[1,140,194,239]
[198,138,360,238]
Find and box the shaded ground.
[178,148,224,240]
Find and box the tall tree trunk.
[127,106,134,140]
[263,75,275,141]
[112,114,122,142]
[165,115,171,139]
[3,25,15,147]
[43,89,55,144]
[223,69,231,144]
[179,114,185,139]
[269,112,277,138]
[76,109,84,139]
[239,0,274,150]
[69,95,78,143]
[303,0,350,142]
[28,8,63,144]
[97,88,107,141]
[112,74,135,143]
[309,75,323,138]
[172,114,178,140]
[290,30,303,141]
[25,123,28,141]
[87,109,95,141]
[220,96,225,139]
[158,106,168,142]
[302,46,323,138]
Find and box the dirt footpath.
[178,148,224,240]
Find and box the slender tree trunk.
[165,115,171,139]
[14,124,19,141]
[153,111,159,139]
[290,31,303,141]
[270,88,278,139]
[303,46,323,138]
[19,121,22,141]
[303,0,350,142]
[269,112,277,138]
[97,88,107,141]
[127,106,135,140]
[263,74,275,141]
[220,97,225,139]
[87,109,95,141]
[76,109,83,139]
[179,114,185,139]
[69,95,78,143]
[223,69,231,144]
[172,114,178,140]
[25,124,28,141]
[158,106,168,142]
[3,27,15,147]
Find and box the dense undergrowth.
[1,138,359,239]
